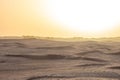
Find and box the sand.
[0,39,120,80]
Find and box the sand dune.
[0,39,120,80]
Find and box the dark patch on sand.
[68,56,107,62]
[27,72,120,80]
[5,54,107,62]
[35,46,73,50]
[0,60,6,63]
[80,57,107,62]
[5,54,66,60]
[108,66,120,70]
[76,63,107,67]
[0,66,49,71]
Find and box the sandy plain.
[0,39,120,80]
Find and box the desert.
[0,38,120,80]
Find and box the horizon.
[1,35,120,39]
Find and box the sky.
[0,0,120,38]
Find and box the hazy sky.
[0,0,120,38]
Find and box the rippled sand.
[0,39,120,80]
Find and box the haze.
[0,0,120,38]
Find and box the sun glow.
[1,0,120,38]
[42,0,120,36]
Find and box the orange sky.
[0,0,120,38]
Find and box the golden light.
[41,0,120,37]
[1,0,120,38]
